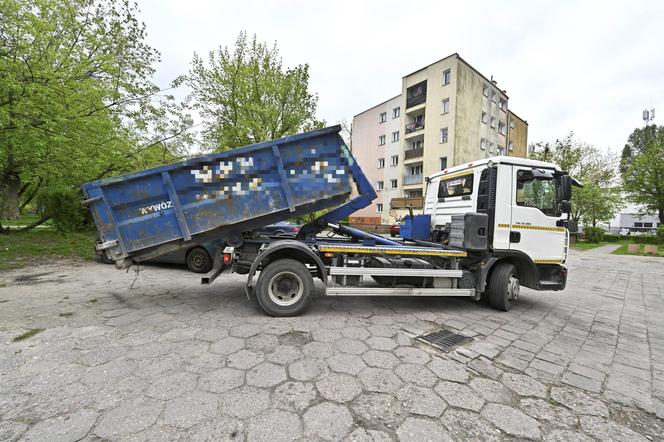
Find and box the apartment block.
[350,53,528,224]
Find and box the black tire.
[487,262,519,311]
[273,230,284,236]
[186,247,212,273]
[255,259,312,317]
[390,232,396,237]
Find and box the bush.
[38,187,90,232]
[583,226,605,243]
[658,224,664,243]
[603,233,660,244]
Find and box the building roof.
[353,94,402,118]
[508,110,528,125]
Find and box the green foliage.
[37,187,88,232]
[584,226,605,243]
[658,225,664,243]
[179,31,323,151]
[529,133,622,225]
[621,125,664,224]
[603,233,660,244]
[0,229,96,270]
[0,0,192,223]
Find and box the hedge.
[602,233,661,244]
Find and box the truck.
[82,125,580,316]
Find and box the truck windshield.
[438,173,474,198]
[516,171,559,216]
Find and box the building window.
[442,98,450,114]
[480,138,488,150]
[390,179,398,189]
[509,141,514,151]
[377,158,385,168]
[440,127,448,143]
[483,84,489,97]
[392,107,400,118]
[498,121,506,135]
[411,139,423,150]
[644,222,653,228]
[440,157,448,170]
[377,181,384,190]
[443,69,451,85]
[481,112,488,124]
[392,131,400,142]
[391,155,399,166]
[634,222,643,227]
[379,135,386,145]
[491,91,497,103]
[498,146,505,156]
[489,142,495,153]
[439,173,474,198]
[510,120,515,129]
[490,116,496,129]
[377,203,383,212]
[499,98,507,111]
[379,112,387,123]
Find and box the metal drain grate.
[416,329,473,352]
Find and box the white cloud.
[139,0,664,151]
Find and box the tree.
[179,31,323,151]
[529,133,622,226]
[620,125,664,224]
[0,0,192,229]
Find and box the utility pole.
[642,108,655,126]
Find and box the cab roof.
[429,156,562,181]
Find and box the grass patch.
[59,312,74,317]
[0,214,52,227]
[612,243,664,257]
[88,298,98,303]
[0,230,97,270]
[13,328,45,342]
[570,242,606,251]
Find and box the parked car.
[256,221,300,237]
[96,239,225,273]
[390,223,400,237]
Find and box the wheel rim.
[190,250,208,270]
[268,271,304,306]
[507,275,520,300]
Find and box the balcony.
[403,174,423,185]
[406,80,427,109]
[391,197,424,209]
[405,121,425,134]
[404,146,424,160]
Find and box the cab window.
[516,170,558,216]
[438,173,474,198]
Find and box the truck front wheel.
[255,259,312,317]
[487,263,519,311]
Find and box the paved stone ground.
[1,249,663,441]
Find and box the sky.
[139,0,664,154]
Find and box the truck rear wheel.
[255,259,312,317]
[487,263,519,311]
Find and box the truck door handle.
[509,232,521,243]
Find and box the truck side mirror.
[560,175,572,201]
[558,200,572,214]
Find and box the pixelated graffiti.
[191,157,264,201]
[139,200,173,215]
[290,161,346,184]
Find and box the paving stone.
[327,353,367,375]
[351,392,405,429]
[230,323,262,338]
[315,373,362,403]
[23,409,97,442]
[468,357,503,380]
[501,373,547,398]
[395,384,447,417]
[218,386,270,419]
[247,410,302,442]
[396,417,453,442]
[335,338,369,355]
[362,350,399,369]
[469,377,516,404]
[210,336,245,355]
[246,333,279,352]
[247,362,287,388]
[440,408,501,442]
[394,346,431,365]
[468,342,501,359]
[365,336,398,351]
[481,403,541,440]
[518,398,578,429]
[199,367,244,393]
[434,381,485,411]
[496,353,529,371]
[427,357,469,383]
[267,345,302,365]
[303,402,353,441]
[579,415,649,442]
[188,415,244,441]
[273,381,317,412]
[227,349,265,369]
[288,358,326,381]
[359,367,403,393]
[313,328,343,343]
[543,429,594,442]
[146,371,198,400]
[562,371,602,393]
[345,428,391,442]
[550,386,609,417]
[394,363,438,387]
[163,390,218,429]
[530,357,567,375]
[368,325,396,337]
[302,341,336,359]
[342,327,371,341]
[95,397,163,438]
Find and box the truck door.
[508,166,567,263]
